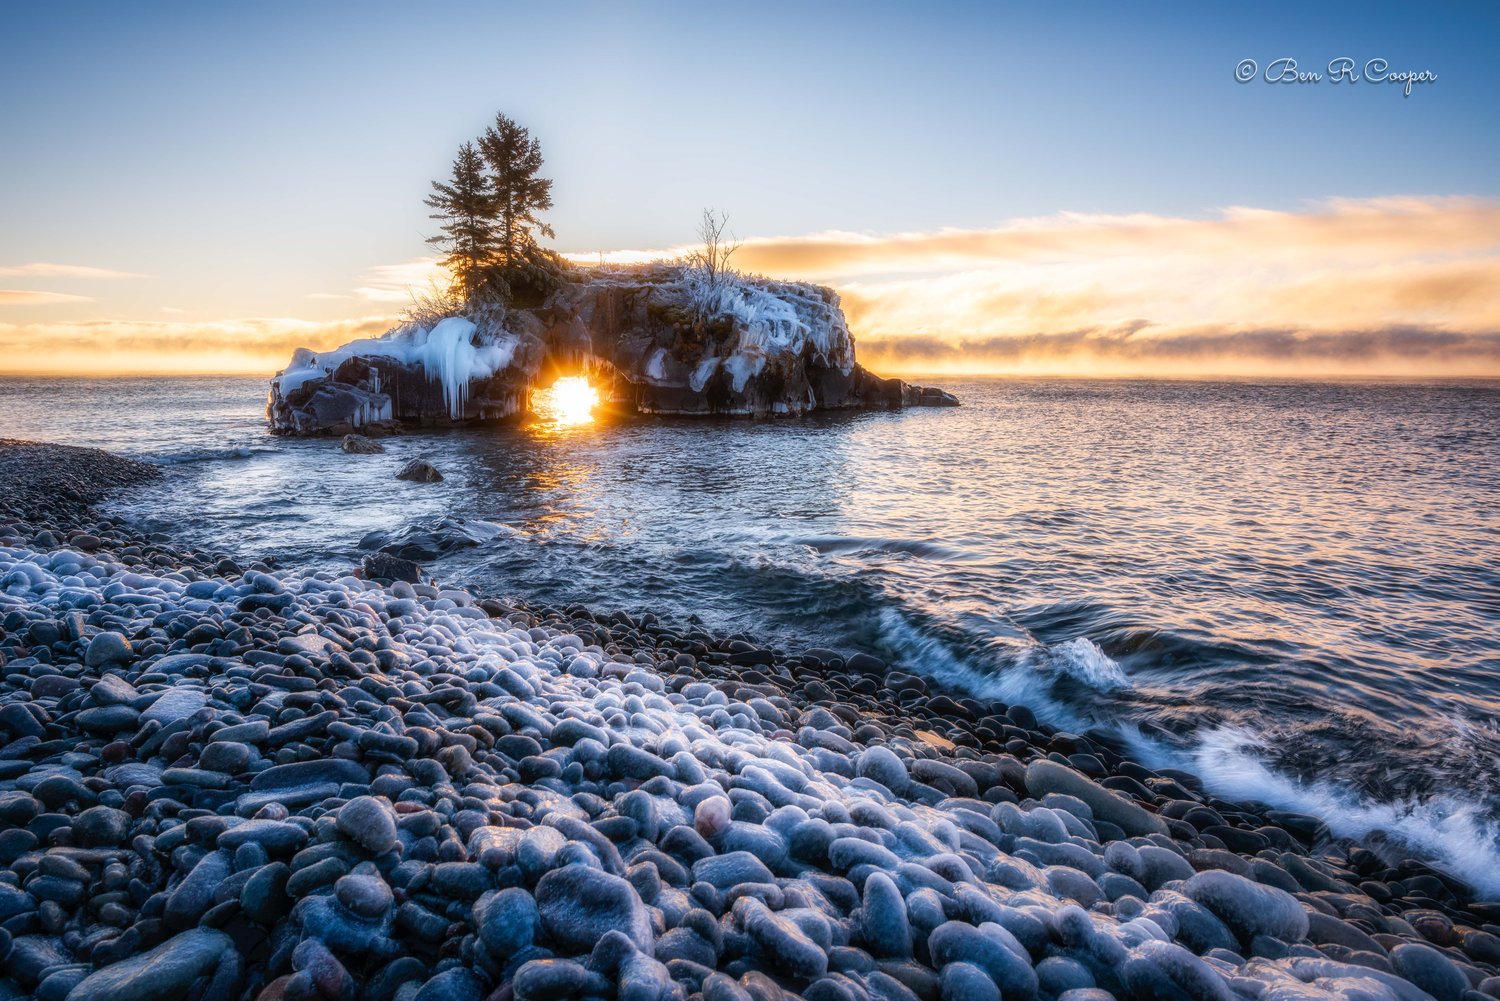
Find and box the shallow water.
[4,374,1499,890]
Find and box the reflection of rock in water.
[265,263,958,435]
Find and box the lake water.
[4,374,1498,891]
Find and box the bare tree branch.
[693,208,741,289]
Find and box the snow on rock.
[271,318,518,422]
[682,271,856,392]
[267,265,956,434]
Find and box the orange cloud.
[724,196,1500,279]
[853,325,1500,379]
[0,262,145,279]
[0,316,395,375]
[0,290,93,306]
[4,197,1496,377]
[716,196,1500,376]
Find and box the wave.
[141,445,270,465]
[1181,724,1500,897]
[874,608,1129,732]
[1022,636,1133,692]
[798,535,985,563]
[875,606,1500,896]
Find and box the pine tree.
[477,113,555,269]
[423,141,495,298]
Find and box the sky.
[1,0,1497,377]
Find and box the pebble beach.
[2,439,1499,1001]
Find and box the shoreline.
[1,439,1497,1001]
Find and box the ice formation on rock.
[271,317,517,422]
[267,265,956,433]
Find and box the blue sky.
[2,1,1496,374]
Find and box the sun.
[534,376,599,427]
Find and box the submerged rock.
[340,433,386,454]
[396,459,444,483]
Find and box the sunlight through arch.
[533,375,599,427]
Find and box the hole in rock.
[532,375,599,427]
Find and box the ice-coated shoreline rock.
[2,445,1500,1001]
[265,264,958,435]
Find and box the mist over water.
[5,375,1499,891]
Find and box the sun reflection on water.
[532,376,599,428]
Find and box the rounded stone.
[71,805,130,846]
[940,961,1000,1001]
[413,968,485,1001]
[927,922,1037,1000]
[1390,942,1470,1001]
[856,746,909,793]
[64,928,234,1001]
[860,872,912,958]
[84,632,133,668]
[536,864,653,954]
[334,873,394,919]
[475,887,540,959]
[336,796,398,855]
[694,795,733,840]
[1182,870,1309,945]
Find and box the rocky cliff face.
[266,265,956,435]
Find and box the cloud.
[0,262,146,279]
[854,324,1500,378]
[0,290,93,306]
[6,196,1497,377]
[723,196,1500,279]
[0,315,396,375]
[353,258,448,303]
[558,195,1500,375]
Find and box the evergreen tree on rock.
[478,112,555,268]
[423,141,496,300]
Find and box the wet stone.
[141,688,209,724]
[71,805,130,846]
[1183,870,1310,946]
[336,795,398,854]
[475,886,539,958]
[84,631,132,668]
[65,928,237,1001]
[536,863,654,954]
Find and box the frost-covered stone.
[0,517,1482,1001]
[860,872,912,958]
[1182,870,1309,946]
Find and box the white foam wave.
[1187,724,1500,897]
[875,610,1127,731]
[878,611,1500,894]
[1029,637,1133,692]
